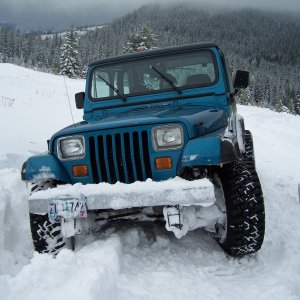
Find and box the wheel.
[242,130,256,168]
[29,180,66,254]
[214,159,265,256]
[30,213,66,254]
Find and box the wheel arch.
[21,154,70,183]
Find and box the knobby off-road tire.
[242,130,256,168]
[216,159,265,256]
[30,180,65,254]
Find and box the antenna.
[63,75,76,127]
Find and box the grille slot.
[89,136,99,183]
[89,130,152,184]
[124,132,135,183]
[106,134,117,184]
[133,132,144,181]
[97,135,108,182]
[142,131,152,179]
[115,134,126,183]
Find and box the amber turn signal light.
[72,165,88,177]
[155,157,172,170]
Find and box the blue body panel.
[180,135,221,167]
[22,45,237,185]
[24,154,70,182]
[50,103,228,146]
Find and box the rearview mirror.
[75,92,85,109]
[233,70,249,89]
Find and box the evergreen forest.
[0,3,299,114]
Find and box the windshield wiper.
[97,75,127,101]
[150,65,181,95]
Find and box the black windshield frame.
[88,49,219,102]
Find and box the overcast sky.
[1,0,300,31]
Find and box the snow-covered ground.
[0,63,300,300]
[41,25,105,39]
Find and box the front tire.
[242,130,256,168]
[29,181,66,254]
[215,159,265,256]
[30,213,66,254]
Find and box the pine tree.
[294,92,300,115]
[60,27,80,78]
[236,87,252,105]
[0,28,8,62]
[81,65,88,78]
[274,99,284,112]
[51,34,62,74]
[22,33,34,67]
[123,25,158,53]
[14,29,22,59]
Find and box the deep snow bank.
[0,63,84,155]
[0,64,300,300]
[0,236,122,300]
[0,167,32,275]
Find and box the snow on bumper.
[28,177,216,214]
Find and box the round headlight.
[58,136,85,160]
[152,125,183,150]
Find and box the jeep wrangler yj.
[21,42,265,256]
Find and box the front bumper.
[28,177,216,214]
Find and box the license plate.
[48,195,87,220]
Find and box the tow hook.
[164,205,183,230]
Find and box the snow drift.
[0,63,300,300]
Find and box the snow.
[163,205,223,239]
[182,154,200,162]
[41,25,105,40]
[29,177,216,211]
[236,113,245,153]
[1,63,300,300]
[1,237,122,300]
[0,64,84,155]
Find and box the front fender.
[21,154,70,183]
[178,134,238,169]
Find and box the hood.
[52,104,228,141]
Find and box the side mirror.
[233,70,249,89]
[75,92,85,109]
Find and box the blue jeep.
[21,43,265,256]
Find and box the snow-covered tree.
[274,99,284,112]
[51,33,62,74]
[123,25,158,53]
[60,27,80,78]
[1,5,300,115]
[236,87,252,105]
[81,65,88,78]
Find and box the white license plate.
[48,195,87,220]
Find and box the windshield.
[90,50,218,100]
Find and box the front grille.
[89,130,152,184]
